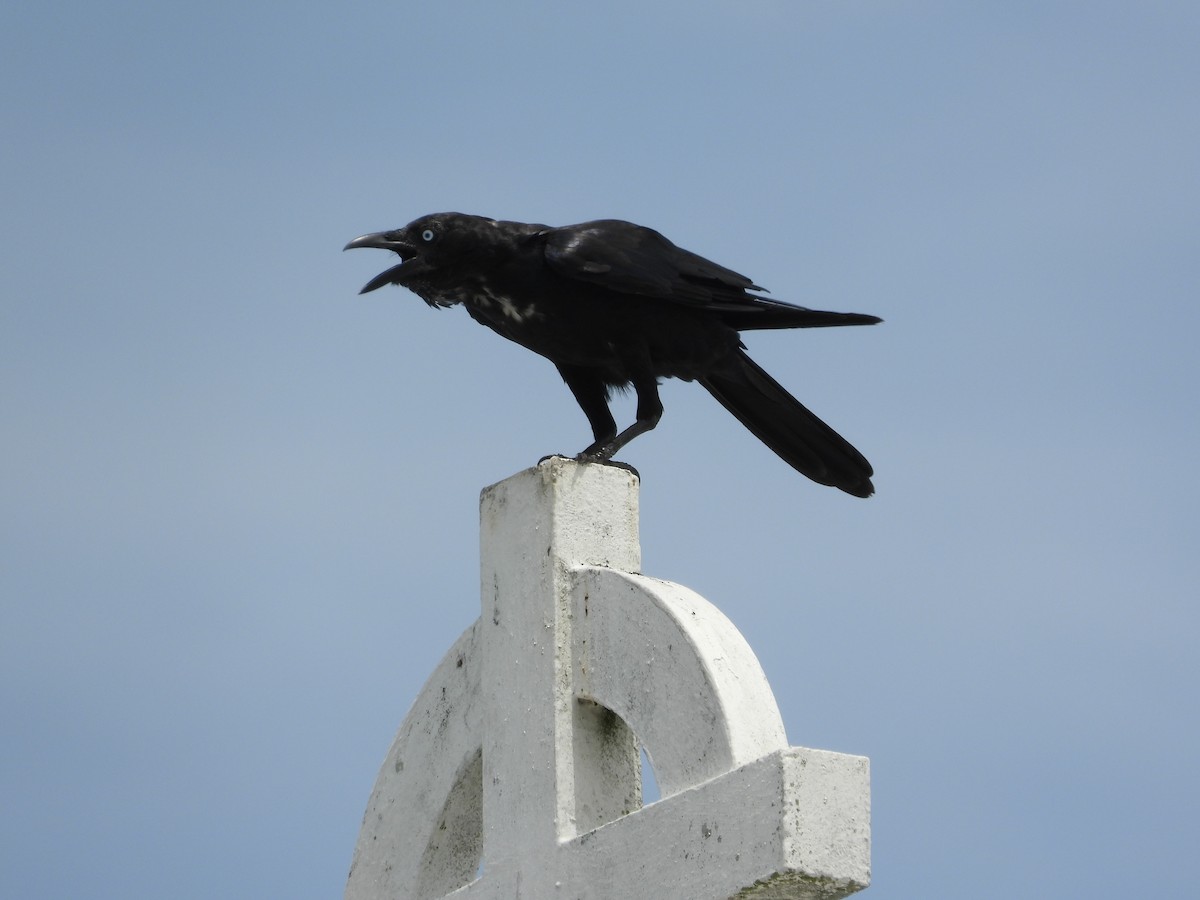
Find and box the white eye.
[421,229,436,242]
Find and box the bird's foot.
[573,453,640,478]
[536,453,638,478]
[537,453,574,466]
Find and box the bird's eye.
[421,229,436,242]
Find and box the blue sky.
[2,2,1197,897]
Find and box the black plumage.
[345,213,880,496]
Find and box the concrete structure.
[345,458,870,899]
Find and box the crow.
[345,213,881,496]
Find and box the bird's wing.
[540,220,882,330]
[540,220,764,306]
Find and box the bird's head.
[344,212,530,296]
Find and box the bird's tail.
[719,298,882,332]
[699,349,875,497]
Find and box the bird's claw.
[574,453,640,478]
[535,453,639,478]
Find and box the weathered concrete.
[345,458,870,899]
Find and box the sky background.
[3,2,1197,897]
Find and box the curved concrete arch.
[570,567,788,798]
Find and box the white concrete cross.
[345,459,870,899]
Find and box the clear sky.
[3,2,1197,897]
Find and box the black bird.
[345,213,880,496]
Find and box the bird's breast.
[467,286,543,324]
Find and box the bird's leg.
[557,364,617,451]
[579,375,663,462]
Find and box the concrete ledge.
[560,747,870,900]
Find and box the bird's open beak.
[344,231,419,294]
